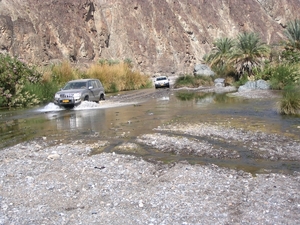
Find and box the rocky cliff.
[0,0,299,76]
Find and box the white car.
[154,76,170,89]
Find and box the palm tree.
[230,32,270,78]
[284,19,300,50]
[204,37,234,67]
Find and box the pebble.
[47,153,60,160]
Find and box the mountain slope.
[0,0,298,75]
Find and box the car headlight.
[55,93,60,99]
[73,93,81,99]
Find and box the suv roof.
[67,79,97,83]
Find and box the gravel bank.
[137,123,300,161]
[1,138,300,225]
[1,88,299,225]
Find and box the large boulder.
[194,64,215,77]
[238,79,270,92]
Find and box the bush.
[269,64,299,89]
[0,54,42,108]
[278,85,300,115]
[233,74,249,87]
[174,74,214,88]
[24,81,58,104]
[174,74,195,88]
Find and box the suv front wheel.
[100,94,105,100]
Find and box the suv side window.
[88,81,92,88]
[88,80,97,89]
[96,80,102,88]
[92,80,97,88]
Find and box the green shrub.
[174,74,213,88]
[0,54,42,108]
[279,85,300,115]
[174,74,195,88]
[281,49,300,63]
[269,64,299,89]
[233,74,249,87]
[24,81,58,104]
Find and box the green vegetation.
[278,85,300,115]
[174,74,213,88]
[204,32,270,79]
[202,21,300,115]
[230,32,271,78]
[284,19,300,51]
[0,54,42,108]
[0,57,151,108]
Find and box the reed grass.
[86,62,151,92]
[278,85,300,115]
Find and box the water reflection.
[175,91,244,108]
[53,109,106,131]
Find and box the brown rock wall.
[0,0,299,75]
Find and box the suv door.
[88,80,101,101]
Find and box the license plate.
[62,100,69,103]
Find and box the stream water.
[1,89,299,174]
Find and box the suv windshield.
[63,82,87,90]
[156,77,167,81]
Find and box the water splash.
[38,103,63,112]
[74,101,102,110]
[38,101,138,112]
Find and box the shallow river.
[1,89,300,174]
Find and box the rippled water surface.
[1,89,300,174]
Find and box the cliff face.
[0,0,299,76]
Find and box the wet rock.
[238,79,270,92]
[194,64,215,76]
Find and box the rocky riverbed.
[1,89,300,225]
[1,131,300,224]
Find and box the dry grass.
[86,62,151,92]
[51,61,80,84]
[41,61,152,93]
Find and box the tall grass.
[86,62,151,92]
[278,85,300,115]
[51,61,80,84]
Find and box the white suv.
[154,76,170,89]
